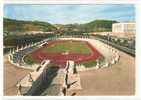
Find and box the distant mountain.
[4,18,57,35]
[55,20,118,33]
[84,20,118,32]
[55,24,81,32]
[4,18,118,36]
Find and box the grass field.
[80,60,97,68]
[24,54,40,65]
[24,40,103,68]
[43,41,92,54]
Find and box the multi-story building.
[112,22,135,39]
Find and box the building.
[112,22,136,38]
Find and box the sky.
[4,4,135,24]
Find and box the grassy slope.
[80,60,97,68]
[24,54,41,65]
[4,18,57,34]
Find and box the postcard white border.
[1,0,141,100]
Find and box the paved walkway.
[4,55,30,96]
[68,49,135,95]
[67,73,81,90]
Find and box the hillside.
[4,18,118,48]
[84,20,118,32]
[4,18,57,35]
[4,18,118,35]
[55,20,118,33]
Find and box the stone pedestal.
[104,61,109,67]
[95,63,100,69]
[111,59,115,64]
[67,61,74,74]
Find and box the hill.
[84,20,118,32]
[55,20,118,33]
[4,18,118,48]
[4,18,118,35]
[4,18,57,35]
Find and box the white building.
[112,22,135,38]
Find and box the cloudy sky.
[4,4,135,24]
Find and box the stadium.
[24,39,103,68]
[6,36,121,96]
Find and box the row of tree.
[4,34,56,47]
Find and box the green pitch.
[44,41,92,54]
